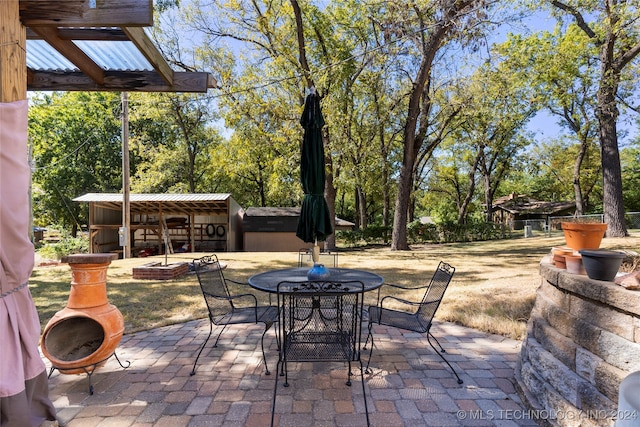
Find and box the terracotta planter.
[553,254,567,269]
[561,222,607,251]
[564,254,586,275]
[552,247,573,269]
[41,253,123,375]
[579,249,624,282]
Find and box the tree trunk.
[357,187,367,229]
[391,153,413,250]
[572,139,587,215]
[551,0,639,237]
[597,76,627,236]
[458,150,481,224]
[483,173,494,223]
[597,43,627,236]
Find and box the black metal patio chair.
[190,254,278,376]
[365,261,463,384]
[297,247,339,267]
[271,280,369,426]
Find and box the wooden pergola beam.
[20,0,152,27]
[27,27,130,41]
[122,26,173,86]
[19,0,217,92]
[28,70,215,93]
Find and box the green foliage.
[335,229,362,247]
[336,224,391,247]
[38,234,90,260]
[337,220,511,247]
[29,92,123,235]
[129,93,222,193]
[406,220,510,244]
[622,137,640,212]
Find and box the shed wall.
[244,232,304,252]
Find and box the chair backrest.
[277,280,365,362]
[193,254,233,319]
[416,261,455,329]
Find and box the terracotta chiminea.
[41,253,125,380]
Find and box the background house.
[491,193,576,230]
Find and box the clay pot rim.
[579,249,625,258]
[561,222,608,230]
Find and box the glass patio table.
[248,267,384,293]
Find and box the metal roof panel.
[27,39,154,72]
[75,40,154,71]
[74,193,232,202]
[27,40,76,71]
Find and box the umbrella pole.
[312,239,320,264]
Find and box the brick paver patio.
[45,319,538,426]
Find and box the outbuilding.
[242,207,354,252]
[74,193,243,256]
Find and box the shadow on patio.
[45,319,536,427]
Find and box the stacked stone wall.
[516,261,640,426]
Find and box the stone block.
[593,359,626,402]
[570,295,635,341]
[541,263,640,317]
[634,316,640,344]
[527,337,579,406]
[539,280,570,311]
[575,347,601,384]
[569,317,602,356]
[533,318,577,370]
[597,330,640,372]
[518,360,546,409]
[577,381,617,425]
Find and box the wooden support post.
[1,0,26,103]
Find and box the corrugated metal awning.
[74,193,233,216]
[21,1,216,93]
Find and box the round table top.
[248,267,384,293]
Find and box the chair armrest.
[228,292,259,307]
[379,295,421,310]
[373,282,427,305]
[226,278,248,286]
[381,282,428,291]
[226,278,276,306]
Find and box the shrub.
[38,234,89,260]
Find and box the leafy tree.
[621,136,640,212]
[498,26,600,215]
[550,0,640,236]
[179,0,397,248]
[383,0,490,250]
[129,93,223,193]
[29,92,123,236]
[504,136,601,208]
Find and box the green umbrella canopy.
[296,92,333,243]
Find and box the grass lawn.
[30,232,640,340]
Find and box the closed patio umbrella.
[296,90,332,258]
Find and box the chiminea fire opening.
[41,253,129,394]
[44,317,104,362]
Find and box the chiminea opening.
[43,317,104,363]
